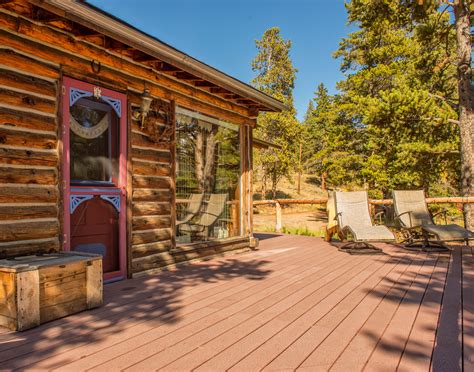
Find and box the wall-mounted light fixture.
[132,88,153,128]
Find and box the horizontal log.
[253,200,277,206]
[0,47,60,80]
[130,131,170,151]
[0,19,254,126]
[0,237,59,258]
[0,204,57,220]
[0,87,56,114]
[0,105,57,131]
[0,125,57,150]
[132,188,170,203]
[131,227,172,245]
[0,67,57,97]
[0,184,57,203]
[131,252,177,273]
[0,218,59,242]
[173,237,250,253]
[132,159,170,177]
[130,116,168,130]
[253,196,474,206]
[0,12,252,117]
[0,146,57,167]
[213,241,250,253]
[132,215,171,231]
[0,165,57,185]
[133,175,171,189]
[131,239,172,259]
[131,239,251,276]
[132,202,171,217]
[131,146,170,164]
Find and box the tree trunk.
[297,142,302,194]
[454,1,474,229]
[271,167,278,199]
[321,172,327,192]
[194,131,204,192]
[203,127,218,193]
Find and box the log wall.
[0,46,61,258]
[128,94,174,276]
[0,7,256,276]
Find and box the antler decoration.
[142,99,174,144]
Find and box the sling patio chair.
[393,189,474,251]
[332,191,396,254]
[176,193,204,226]
[178,193,228,240]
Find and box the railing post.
[275,201,282,233]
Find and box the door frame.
[62,76,128,281]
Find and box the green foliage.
[303,84,365,188]
[281,226,326,237]
[252,27,301,198]
[303,0,459,195]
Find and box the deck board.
[0,234,471,371]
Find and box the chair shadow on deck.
[0,255,273,369]
[358,248,463,370]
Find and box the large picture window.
[175,107,241,243]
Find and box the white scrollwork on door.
[70,88,93,106]
[101,96,122,118]
[100,195,121,213]
[70,195,94,213]
[70,88,122,118]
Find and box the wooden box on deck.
[0,252,102,331]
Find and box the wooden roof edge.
[31,0,285,113]
[253,137,282,150]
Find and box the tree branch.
[428,92,459,109]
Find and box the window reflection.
[70,98,119,185]
[176,108,241,243]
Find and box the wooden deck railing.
[253,197,474,233]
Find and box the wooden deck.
[0,234,473,371]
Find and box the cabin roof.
[33,0,285,114]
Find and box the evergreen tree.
[333,0,458,196]
[405,0,474,230]
[251,27,300,198]
[304,84,365,190]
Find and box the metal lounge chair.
[176,193,204,226]
[393,190,474,251]
[333,191,395,254]
[178,193,228,240]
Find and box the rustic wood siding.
[129,94,173,275]
[0,7,255,275]
[0,46,60,258]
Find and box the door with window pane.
[62,77,127,281]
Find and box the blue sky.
[88,0,353,120]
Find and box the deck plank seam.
[294,250,422,370]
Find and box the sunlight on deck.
[0,234,472,371]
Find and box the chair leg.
[402,234,449,252]
[338,241,383,255]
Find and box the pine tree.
[251,27,300,198]
[303,84,365,190]
[406,0,474,230]
[333,0,458,196]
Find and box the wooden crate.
[0,252,102,331]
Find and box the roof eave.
[35,0,285,113]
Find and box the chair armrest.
[394,211,414,228]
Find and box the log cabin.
[0,0,284,280]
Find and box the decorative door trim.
[62,76,128,282]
